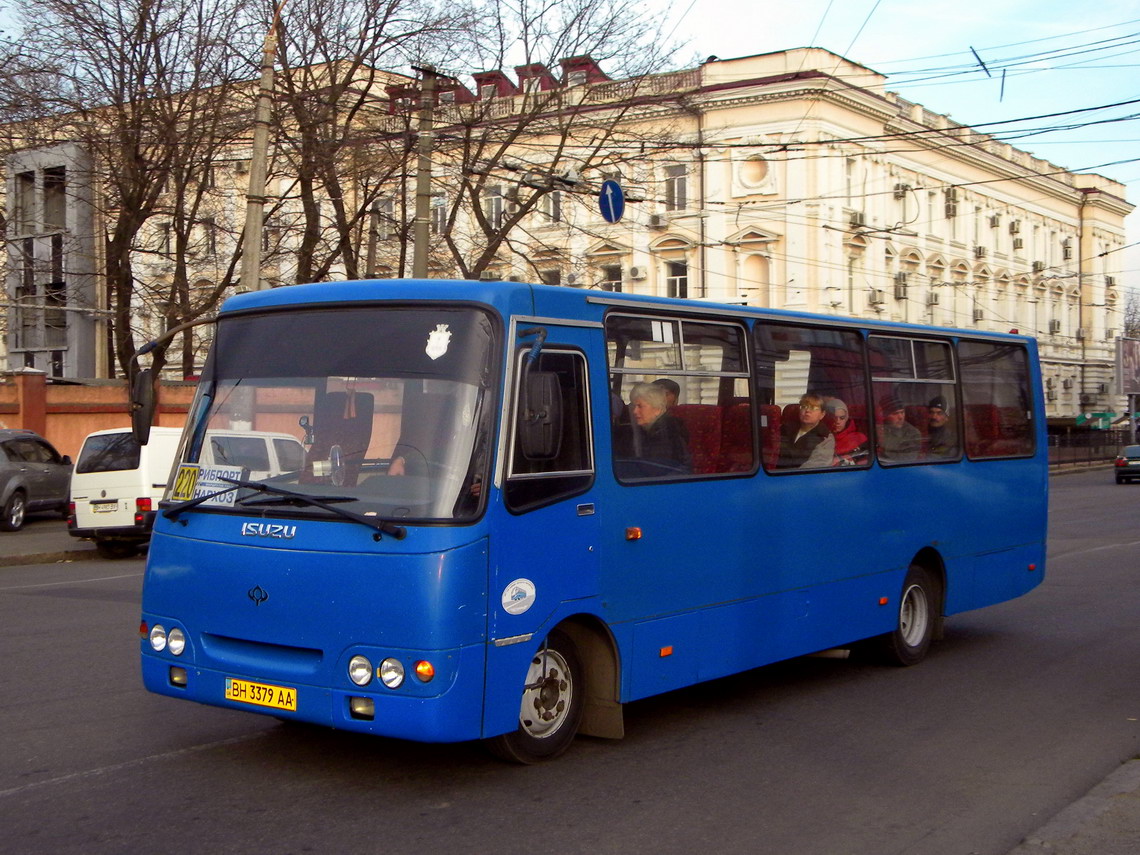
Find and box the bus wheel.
[487,630,584,764]
[877,565,938,667]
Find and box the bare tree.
[1125,288,1140,338]
[4,0,261,378]
[398,0,682,279]
[269,0,473,284]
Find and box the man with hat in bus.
[926,394,959,458]
[877,395,921,463]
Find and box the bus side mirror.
[519,371,563,460]
[131,368,155,445]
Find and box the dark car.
[1114,445,1140,484]
[0,429,72,530]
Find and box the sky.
[662,0,1140,277]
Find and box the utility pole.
[240,3,287,292]
[411,65,437,279]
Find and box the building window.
[14,171,35,234]
[664,165,687,211]
[542,191,562,223]
[430,196,447,235]
[43,167,66,232]
[599,264,622,292]
[483,185,504,229]
[540,269,561,286]
[666,261,688,298]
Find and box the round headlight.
[167,627,186,656]
[348,655,373,687]
[149,624,167,652]
[378,658,405,688]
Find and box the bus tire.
[487,630,584,764]
[876,565,938,667]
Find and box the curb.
[1007,760,1140,853]
[0,549,98,568]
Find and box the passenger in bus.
[825,398,868,466]
[651,378,689,443]
[651,378,680,408]
[626,381,691,474]
[926,395,959,458]
[877,396,922,463]
[776,393,835,469]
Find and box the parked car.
[199,430,306,479]
[1114,445,1140,483]
[68,427,182,558]
[0,429,73,531]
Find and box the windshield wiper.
[224,477,407,540]
[162,478,406,540]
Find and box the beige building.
[421,48,1129,420]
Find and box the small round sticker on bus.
[502,579,536,615]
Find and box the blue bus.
[138,279,1046,762]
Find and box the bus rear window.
[76,432,140,473]
[959,341,1034,458]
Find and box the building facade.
[3,48,1131,420]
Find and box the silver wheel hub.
[519,648,572,738]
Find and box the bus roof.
[220,279,1037,346]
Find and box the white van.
[199,430,306,480]
[68,426,182,559]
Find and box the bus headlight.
[149,624,167,652]
[167,627,186,656]
[378,658,405,688]
[348,655,373,687]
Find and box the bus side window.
[504,349,594,513]
[959,341,1034,458]
[754,321,870,471]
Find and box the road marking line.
[0,732,269,799]
[0,572,143,592]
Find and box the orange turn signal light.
[878,597,890,606]
[414,660,435,682]
[625,527,642,541]
[659,646,673,657]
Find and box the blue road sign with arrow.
[599,179,625,223]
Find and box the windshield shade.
[168,305,498,522]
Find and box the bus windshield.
[168,305,498,522]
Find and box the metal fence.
[1048,429,1132,467]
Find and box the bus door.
[488,326,601,644]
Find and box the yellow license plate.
[224,677,297,712]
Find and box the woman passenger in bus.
[825,398,868,466]
[775,393,835,469]
[626,381,691,474]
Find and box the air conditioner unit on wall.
[974,246,987,258]
[647,213,667,229]
[849,211,866,228]
[1032,261,1046,273]
[1080,393,1095,404]
[927,292,940,306]
[1009,220,1021,234]
[1076,328,1087,340]
[989,215,1001,228]
[868,289,885,305]
[1048,319,1061,333]
[1012,238,1024,251]
[973,308,984,321]
[1062,378,1073,389]
[627,265,647,280]
[1098,383,1110,394]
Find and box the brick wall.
[0,372,195,459]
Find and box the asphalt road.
[0,468,1137,855]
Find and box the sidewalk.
[0,513,98,566]
[1007,760,1140,854]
